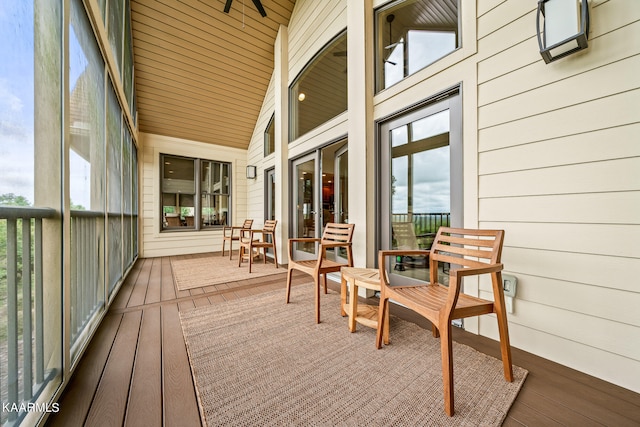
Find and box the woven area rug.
[179,287,527,426]
[170,252,282,291]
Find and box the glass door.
[291,153,319,259]
[290,140,349,261]
[379,91,462,285]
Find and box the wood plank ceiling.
[130,0,296,149]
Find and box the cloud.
[0,79,24,112]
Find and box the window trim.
[264,113,275,157]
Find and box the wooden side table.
[340,267,389,345]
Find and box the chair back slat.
[242,219,254,229]
[430,227,504,268]
[321,223,355,243]
[263,219,277,233]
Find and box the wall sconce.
[536,0,589,64]
[246,165,257,179]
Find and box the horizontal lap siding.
[140,132,248,257]
[477,0,640,392]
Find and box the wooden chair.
[165,216,181,227]
[392,222,428,270]
[221,219,253,260]
[376,227,513,417]
[237,220,278,273]
[285,223,355,323]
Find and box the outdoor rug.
[170,252,282,291]
[179,286,527,426]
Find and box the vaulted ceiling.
[130,0,296,149]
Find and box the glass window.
[375,0,460,92]
[201,160,230,227]
[264,114,275,156]
[107,81,123,295]
[289,31,347,140]
[161,155,230,230]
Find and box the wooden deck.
[47,256,640,426]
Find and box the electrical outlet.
[503,274,517,297]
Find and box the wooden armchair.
[221,219,253,260]
[237,220,278,273]
[376,227,513,417]
[285,223,355,323]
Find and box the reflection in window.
[201,160,230,227]
[264,114,275,156]
[376,0,459,92]
[290,31,347,140]
[161,155,231,230]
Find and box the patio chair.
[237,220,278,273]
[392,222,428,270]
[165,216,181,227]
[285,223,355,323]
[221,219,253,260]
[376,227,513,417]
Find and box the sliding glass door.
[379,91,462,285]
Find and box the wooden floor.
[47,256,640,426]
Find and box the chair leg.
[383,302,390,345]
[229,239,233,260]
[376,297,389,349]
[323,274,328,294]
[285,268,294,303]
[272,244,278,269]
[495,307,514,382]
[221,239,226,257]
[440,324,455,417]
[315,275,321,324]
[238,246,242,267]
[340,276,347,317]
[248,245,253,273]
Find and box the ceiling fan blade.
[251,0,267,17]
[223,0,233,13]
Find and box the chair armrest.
[449,263,503,278]
[378,250,432,288]
[319,241,352,249]
[378,249,431,259]
[287,237,321,260]
[288,237,321,243]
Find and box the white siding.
[476,0,640,392]
[139,132,248,258]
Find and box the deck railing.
[70,210,105,353]
[1,206,56,425]
[392,212,450,236]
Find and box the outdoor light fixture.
[536,0,589,64]
[246,165,257,179]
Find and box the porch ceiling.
[130,0,296,149]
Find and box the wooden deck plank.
[162,303,202,427]
[161,257,177,301]
[144,257,162,304]
[110,261,143,310]
[124,307,162,427]
[84,310,143,426]
[47,313,123,427]
[126,258,152,307]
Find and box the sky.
[0,1,35,204]
[391,110,451,214]
[0,0,92,207]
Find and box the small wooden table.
[340,267,389,345]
